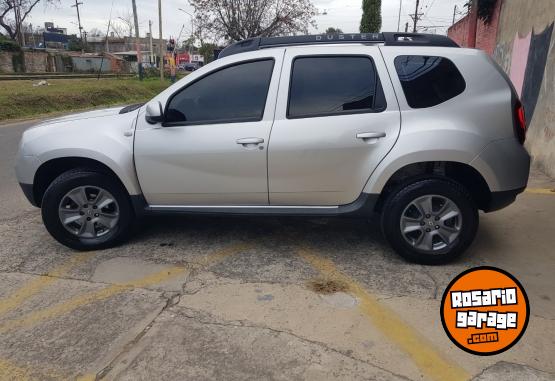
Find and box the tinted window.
[166,59,274,124]
[394,55,466,108]
[288,56,386,118]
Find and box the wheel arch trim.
[32,154,141,206]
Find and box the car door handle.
[236,137,264,145]
[356,132,386,140]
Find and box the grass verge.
[0,77,175,122]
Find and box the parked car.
[182,62,199,71]
[15,32,530,264]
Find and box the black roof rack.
[218,32,459,59]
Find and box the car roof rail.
[218,32,459,58]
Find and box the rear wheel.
[381,179,478,264]
[41,169,133,250]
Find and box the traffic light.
[167,38,176,52]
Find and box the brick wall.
[0,51,13,73]
[0,51,50,73]
[447,0,502,55]
[24,51,49,72]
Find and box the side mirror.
[145,101,165,124]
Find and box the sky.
[24,0,469,41]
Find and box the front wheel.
[381,179,478,264]
[41,169,133,250]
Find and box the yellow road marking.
[76,374,96,381]
[0,358,30,381]
[525,188,555,195]
[0,357,68,381]
[298,248,469,381]
[0,253,94,317]
[0,243,249,334]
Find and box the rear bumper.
[470,138,531,192]
[19,182,38,207]
[484,186,526,212]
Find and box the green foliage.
[67,35,85,52]
[11,51,25,72]
[477,0,497,24]
[0,35,21,52]
[199,43,217,64]
[360,0,382,33]
[464,0,497,24]
[143,66,160,78]
[325,27,343,34]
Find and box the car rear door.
[268,45,401,206]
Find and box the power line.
[422,0,438,19]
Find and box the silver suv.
[15,33,530,264]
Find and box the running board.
[132,193,378,217]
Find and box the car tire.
[381,178,478,265]
[41,169,133,251]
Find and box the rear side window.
[165,59,274,124]
[394,55,465,108]
[288,56,387,119]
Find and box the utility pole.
[409,0,423,33]
[452,5,458,25]
[149,20,154,65]
[158,0,164,81]
[71,0,85,53]
[397,0,403,32]
[131,0,143,80]
[105,23,110,53]
[467,0,478,48]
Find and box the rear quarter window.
[394,55,466,108]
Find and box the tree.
[325,27,342,34]
[88,28,105,37]
[359,0,381,33]
[188,0,317,42]
[198,42,217,64]
[67,34,85,51]
[0,0,57,43]
[111,11,134,38]
[465,0,497,24]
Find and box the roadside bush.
[143,66,160,78]
[11,51,25,72]
[0,35,21,52]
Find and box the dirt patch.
[306,278,350,294]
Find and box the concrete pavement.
[0,118,554,380]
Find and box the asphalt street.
[0,118,554,381]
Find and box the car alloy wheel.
[58,185,120,239]
[399,194,462,253]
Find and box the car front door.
[268,46,401,206]
[134,51,283,206]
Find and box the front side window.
[287,56,387,119]
[394,55,466,108]
[166,59,274,124]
